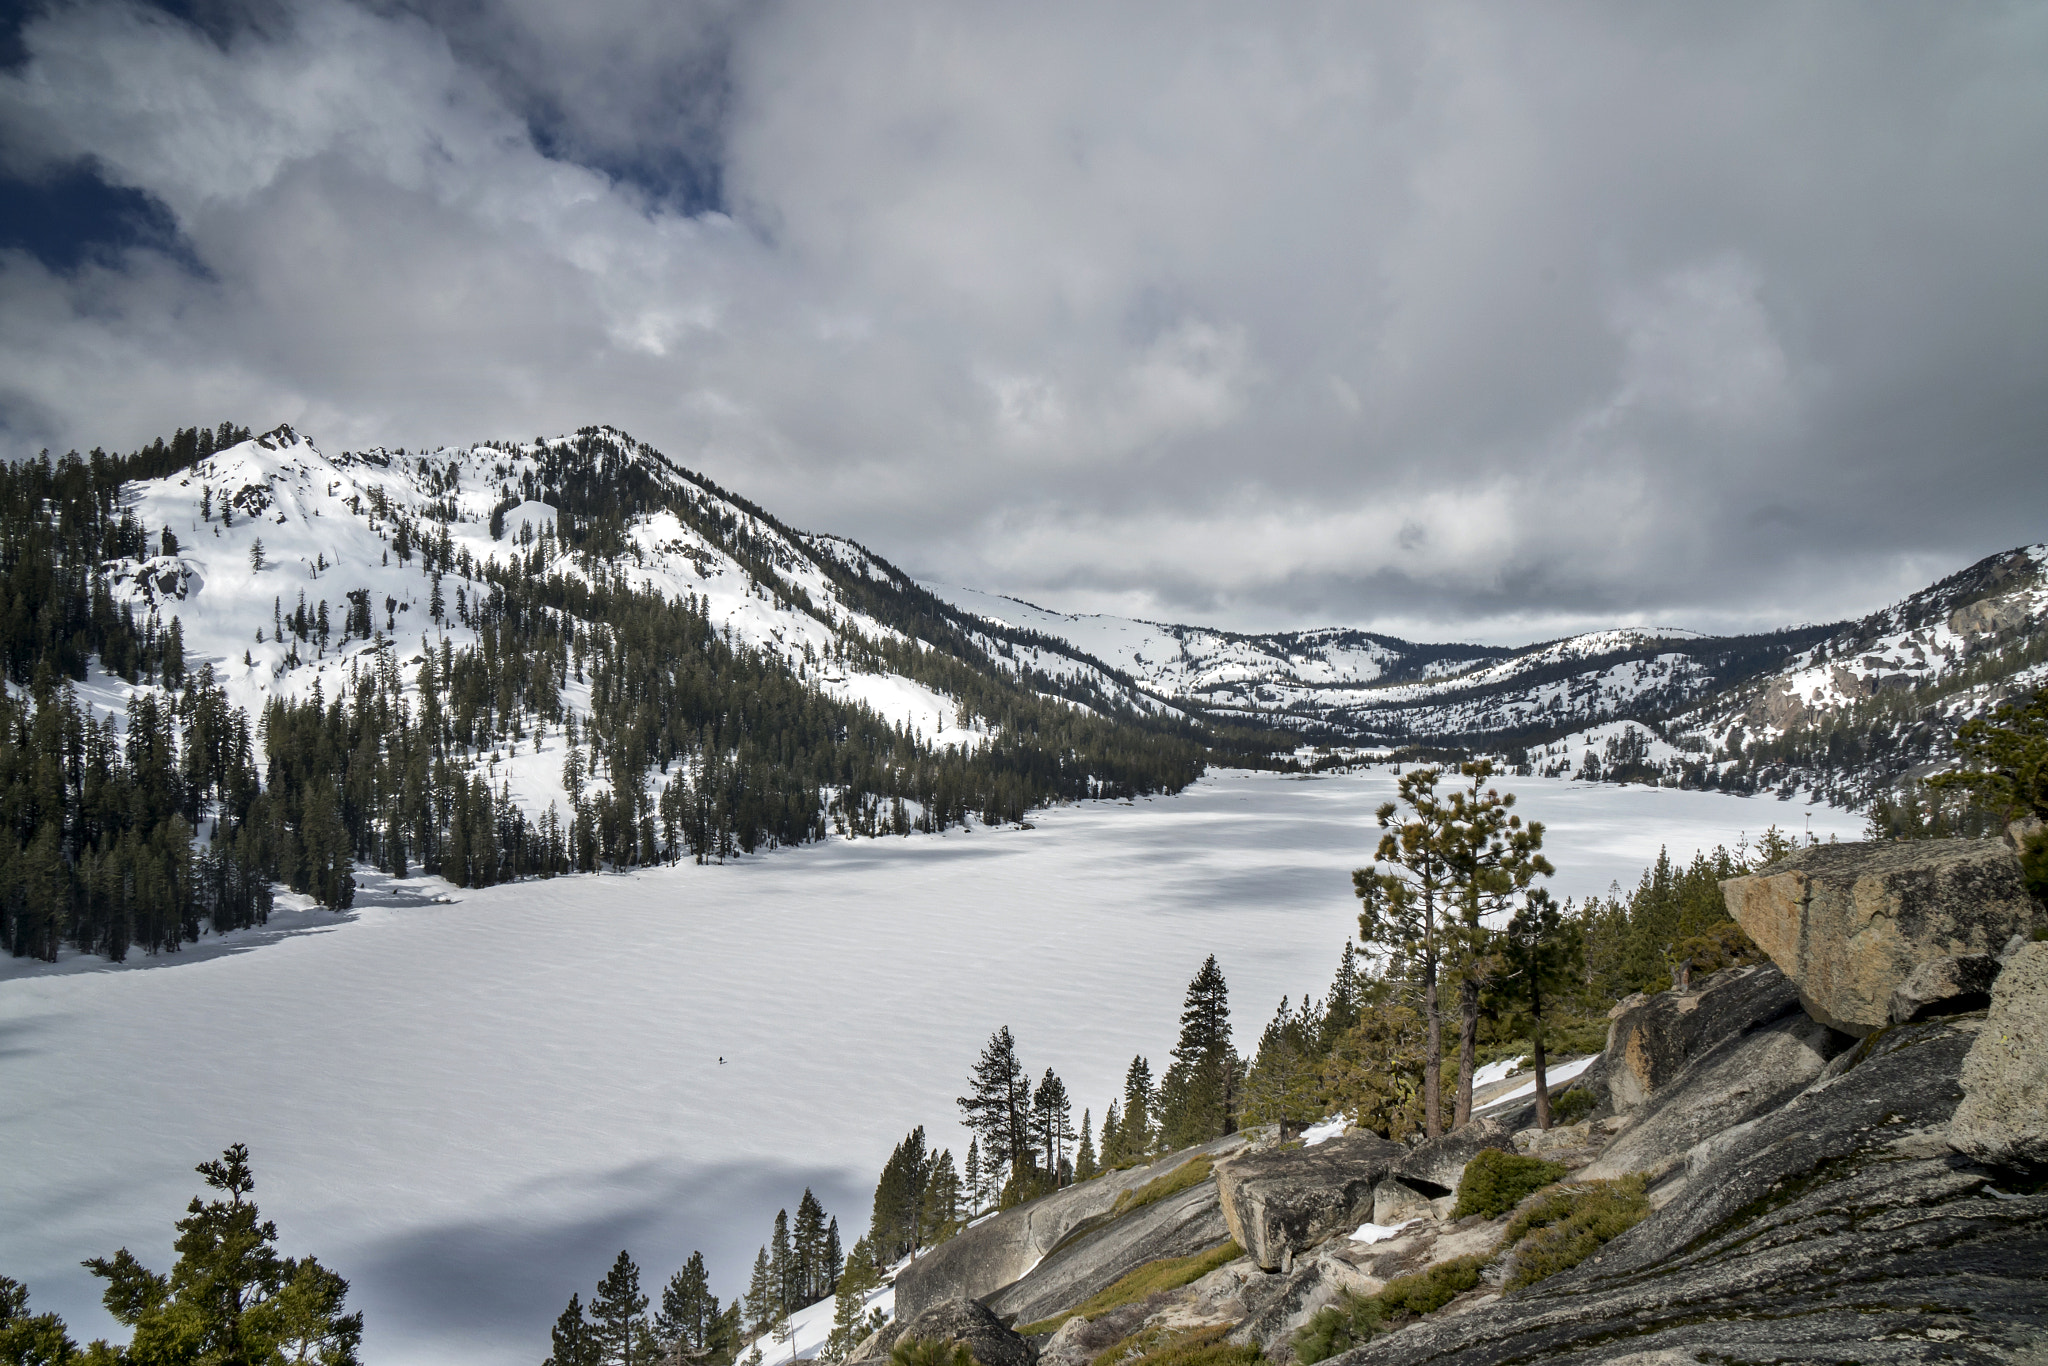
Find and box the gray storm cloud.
[1,0,2043,640]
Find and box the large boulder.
[892,1136,1247,1323]
[846,1297,1033,1366]
[1949,940,2048,1169]
[1326,1017,2048,1364]
[1721,838,2041,1035]
[984,1175,1232,1326]
[1578,1010,1847,1182]
[1214,1134,1405,1272]
[1601,964,1801,1115]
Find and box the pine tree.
[1499,889,1584,1130]
[655,1251,714,1354]
[745,1247,773,1337]
[822,1217,843,1298]
[590,1250,650,1366]
[962,1139,982,1216]
[793,1190,828,1305]
[867,1127,929,1264]
[83,1143,363,1366]
[0,1277,79,1364]
[548,1294,600,1366]
[1355,766,1463,1139]
[1030,1071,1073,1181]
[1115,1056,1155,1161]
[1159,955,1238,1146]
[1074,1109,1098,1181]
[769,1210,793,1318]
[956,1027,1031,1177]
[1100,1099,1123,1170]
[821,1236,882,1361]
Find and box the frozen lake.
[0,769,1862,1364]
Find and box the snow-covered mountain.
[931,542,2048,806]
[82,425,1191,826]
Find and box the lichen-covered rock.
[1579,1011,1847,1182]
[845,1297,1034,1366]
[1721,838,2040,1035]
[1601,964,1800,1115]
[1950,940,2048,1169]
[1215,1134,1405,1271]
[1322,1018,2048,1365]
[1889,952,2002,1023]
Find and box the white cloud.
[1,0,2044,637]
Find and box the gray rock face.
[1601,964,1800,1115]
[1325,1018,2048,1365]
[892,1137,1246,1324]
[1389,1115,1518,1197]
[846,1297,1034,1366]
[984,1177,1232,1326]
[1033,1303,1149,1366]
[1889,952,2003,1023]
[1579,1011,1848,1182]
[1950,940,2048,1169]
[1215,1134,1406,1272]
[1721,838,2041,1035]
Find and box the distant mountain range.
[76,420,2048,824]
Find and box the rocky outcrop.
[1579,1010,1847,1183]
[892,1136,1247,1323]
[1888,951,2002,1023]
[846,1297,1034,1366]
[1949,940,2048,1169]
[984,1177,1232,1326]
[1601,963,1800,1114]
[1721,838,2041,1034]
[1215,1134,1406,1271]
[1327,1017,2048,1364]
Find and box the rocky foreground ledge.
[855,837,2048,1366]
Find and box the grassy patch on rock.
[1452,1149,1568,1219]
[1110,1155,1215,1218]
[1090,1322,1261,1366]
[1015,1240,1243,1336]
[1499,1175,1651,1290]
[1292,1255,1488,1364]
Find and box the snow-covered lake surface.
[0,769,1863,1365]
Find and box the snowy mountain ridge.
[64,420,2048,829]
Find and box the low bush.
[1500,1176,1650,1290]
[1452,1148,1567,1219]
[1110,1155,1215,1218]
[1550,1087,1597,1126]
[1091,1323,1261,1366]
[892,1338,975,1366]
[1015,1240,1242,1336]
[1290,1256,1487,1364]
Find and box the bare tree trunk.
[1454,976,1478,1128]
[1423,959,1442,1139]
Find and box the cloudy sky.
[2,2,2044,641]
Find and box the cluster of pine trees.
[1240,769,1799,1140]
[545,1189,846,1366]
[3,423,1219,962]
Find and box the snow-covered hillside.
[934,542,2048,806]
[77,425,1182,831]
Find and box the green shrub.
[1550,1087,1596,1126]
[1110,1155,1214,1218]
[1500,1176,1650,1290]
[892,1338,975,1366]
[1090,1323,1261,1366]
[1015,1240,1242,1336]
[1452,1148,1567,1219]
[1290,1256,1486,1364]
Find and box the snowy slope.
[80,425,1189,826]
